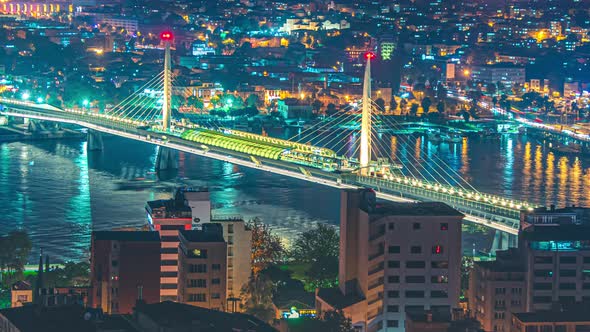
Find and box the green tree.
[241,274,275,323]
[249,218,284,276]
[436,101,445,113]
[312,100,323,113]
[0,231,32,277]
[290,224,339,290]
[326,103,338,116]
[323,310,355,332]
[390,98,398,112]
[486,82,497,95]
[421,97,432,113]
[461,256,474,296]
[290,224,339,263]
[246,94,260,108]
[374,98,386,111]
[409,103,419,116]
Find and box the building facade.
[90,231,161,314]
[317,189,464,332]
[177,226,227,311]
[468,206,590,332]
[213,218,252,308]
[146,192,193,301]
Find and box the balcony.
[369,263,384,275]
[369,250,384,262]
[369,277,384,290]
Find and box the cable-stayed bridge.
[0,33,537,238]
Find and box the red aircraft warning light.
[364,52,376,60]
[160,31,174,41]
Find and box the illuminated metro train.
[180,128,348,171]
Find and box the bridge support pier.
[155,146,178,173]
[26,119,48,133]
[87,129,104,151]
[490,231,517,255]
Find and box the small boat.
[427,131,442,142]
[549,142,581,155]
[443,132,463,143]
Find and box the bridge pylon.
[161,31,173,132]
[360,52,374,175]
[87,129,104,151]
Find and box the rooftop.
[135,301,276,331]
[372,202,464,218]
[179,229,225,243]
[316,287,365,310]
[513,309,590,323]
[521,225,590,241]
[0,305,94,332]
[92,231,160,242]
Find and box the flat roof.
[316,287,365,310]
[179,229,225,243]
[135,301,276,331]
[513,310,590,323]
[372,202,464,217]
[92,231,160,242]
[521,225,590,241]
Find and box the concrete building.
[146,192,193,301]
[212,217,252,308]
[100,16,138,34]
[512,309,590,332]
[470,63,525,88]
[316,189,464,332]
[90,231,161,314]
[277,98,313,120]
[177,225,227,311]
[10,281,32,308]
[182,188,211,226]
[468,206,590,332]
[468,250,526,332]
[520,207,590,311]
[132,301,276,331]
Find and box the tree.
[323,310,355,332]
[421,97,432,113]
[326,103,338,116]
[486,82,497,95]
[241,274,275,323]
[409,103,419,116]
[436,101,445,114]
[312,100,323,113]
[0,231,32,278]
[290,224,339,291]
[249,218,284,275]
[390,98,398,112]
[461,256,474,296]
[246,94,260,108]
[374,98,386,111]
[400,98,408,113]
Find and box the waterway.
[1,131,589,262]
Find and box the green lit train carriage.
[180,128,342,170]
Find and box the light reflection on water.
[1,132,590,262]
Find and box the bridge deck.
[0,99,529,234]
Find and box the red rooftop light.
[160,31,174,41]
[364,52,376,60]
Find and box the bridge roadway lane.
[0,104,520,234]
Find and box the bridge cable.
[373,104,476,192]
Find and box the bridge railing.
[349,175,522,229]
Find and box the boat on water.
[443,131,463,143]
[549,142,581,155]
[427,130,442,142]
